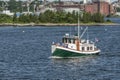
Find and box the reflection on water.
[51,55,98,65]
[51,55,99,75]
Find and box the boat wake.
[49,56,95,59]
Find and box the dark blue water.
[0,25,120,80]
[105,17,120,23]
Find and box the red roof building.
[84,3,98,14]
[84,1,116,16]
[50,1,115,16]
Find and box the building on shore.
[36,0,116,16]
[0,10,14,16]
[47,1,83,13]
[111,0,120,15]
[84,1,116,16]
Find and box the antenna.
[80,27,88,39]
[78,10,80,39]
[87,27,89,40]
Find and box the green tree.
[92,13,104,23]
[82,12,91,23]
[13,13,18,23]
[66,12,74,23]
[8,0,17,12]
[0,14,12,23]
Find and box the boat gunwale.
[54,45,101,54]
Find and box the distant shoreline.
[0,23,119,27]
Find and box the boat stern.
[51,44,57,53]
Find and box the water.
[105,17,120,23]
[0,25,120,80]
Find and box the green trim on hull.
[52,48,99,58]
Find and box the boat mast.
[78,10,80,40]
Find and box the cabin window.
[69,38,71,43]
[90,47,93,50]
[65,38,67,43]
[62,38,64,43]
[87,47,89,51]
[73,39,75,43]
[66,38,69,43]
[63,38,67,43]
[71,39,73,43]
[82,47,84,51]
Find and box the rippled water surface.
[0,25,120,80]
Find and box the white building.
[83,0,87,4]
[63,8,80,13]
[1,10,14,16]
[104,0,110,3]
[115,12,120,16]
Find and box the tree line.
[0,0,42,12]
[0,10,105,24]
